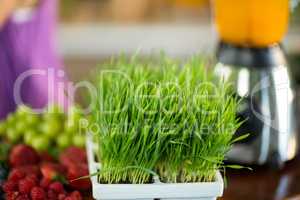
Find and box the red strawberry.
[14,165,41,177]
[64,197,75,200]
[30,187,46,200]
[2,181,18,192]
[26,174,39,185]
[70,191,82,200]
[59,147,87,168]
[47,189,58,200]
[6,191,19,200]
[9,145,39,167]
[39,177,51,189]
[39,152,55,162]
[41,162,66,180]
[48,181,64,194]
[16,194,30,200]
[18,177,36,194]
[8,169,25,182]
[67,164,91,191]
[58,193,67,200]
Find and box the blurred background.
[58,0,300,83]
[60,0,212,82]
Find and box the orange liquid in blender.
[213,0,289,47]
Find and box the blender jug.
[212,0,298,167]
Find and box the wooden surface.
[222,155,300,200]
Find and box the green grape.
[43,113,58,121]
[41,124,53,138]
[6,114,16,126]
[0,121,7,135]
[6,128,21,143]
[42,120,62,138]
[49,119,62,132]
[16,111,26,119]
[64,121,78,134]
[57,134,71,149]
[24,130,37,145]
[25,114,40,126]
[72,134,85,147]
[15,122,27,135]
[31,136,50,152]
[43,105,65,122]
[70,114,81,125]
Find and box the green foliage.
[91,55,242,184]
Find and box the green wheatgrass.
[90,55,241,184]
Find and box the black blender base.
[217,41,286,68]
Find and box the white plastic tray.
[86,135,224,200]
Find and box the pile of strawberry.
[1,144,91,200]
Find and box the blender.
[212,0,298,167]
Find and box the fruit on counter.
[18,176,37,194]
[0,105,86,153]
[0,142,11,162]
[9,145,39,168]
[9,166,40,178]
[24,130,37,146]
[2,145,90,199]
[66,164,90,191]
[59,147,91,190]
[48,181,64,194]
[30,187,46,200]
[57,134,72,149]
[31,136,50,152]
[0,123,6,135]
[0,145,10,199]
[71,135,85,150]
[40,163,66,181]
[6,128,22,144]
[0,161,9,199]
[59,147,87,169]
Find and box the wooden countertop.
[223,155,300,200]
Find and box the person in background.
[0,0,68,119]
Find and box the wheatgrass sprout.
[90,55,241,184]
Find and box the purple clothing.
[0,0,67,119]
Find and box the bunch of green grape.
[0,105,86,152]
